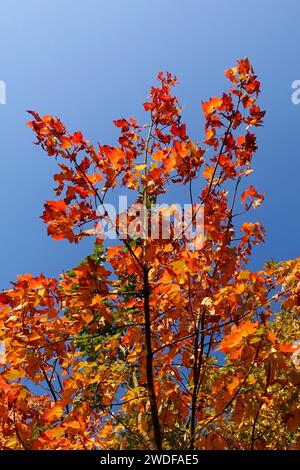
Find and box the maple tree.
[0,58,299,450]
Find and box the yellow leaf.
[5,369,25,380]
[135,164,146,171]
[238,270,251,280]
[91,294,102,306]
[45,426,65,439]
[247,374,256,384]
[171,260,186,272]
[235,283,245,294]
[5,436,19,449]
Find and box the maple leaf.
[202,97,223,118]
[202,164,215,180]
[43,403,64,423]
[241,185,264,207]
[60,136,72,149]
[72,131,83,145]
[218,321,258,359]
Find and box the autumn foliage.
[0,59,299,450]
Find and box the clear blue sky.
[0,0,299,289]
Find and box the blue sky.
[0,0,299,289]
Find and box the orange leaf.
[43,403,64,422]
[60,137,72,149]
[72,131,83,145]
[103,146,124,164]
[203,164,215,180]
